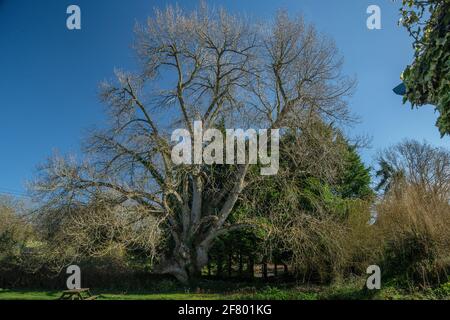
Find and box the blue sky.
[0,0,448,196]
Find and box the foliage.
[337,146,373,199]
[34,200,163,272]
[0,197,38,271]
[376,183,450,287]
[236,123,376,283]
[374,140,450,287]
[399,0,450,136]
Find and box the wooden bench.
[58,288,97,300]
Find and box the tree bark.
[154,242,211,284]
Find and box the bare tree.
[32,4,354,283]
[376,139,450,200]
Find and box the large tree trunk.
[155,242,211,284]
[155,164,250,284]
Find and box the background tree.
[376,139,450,199]
[398,0,450,136]
[374,159,405,194]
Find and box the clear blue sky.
[0,0,448,196]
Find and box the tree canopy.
[32,5,355,283]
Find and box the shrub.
[376,184,450,287]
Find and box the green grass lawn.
[1,281,449,300]
[0,291,317,301]
[0,288,318,300]
[0,289,225,300]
